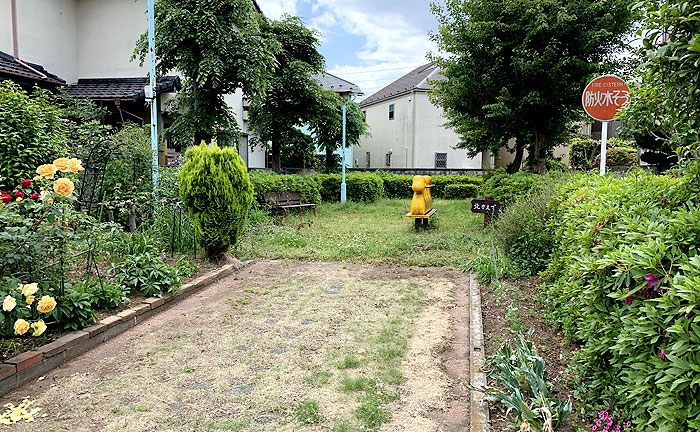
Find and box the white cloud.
[256,0,300,20]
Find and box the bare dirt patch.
[2,261,468,432]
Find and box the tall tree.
[429,0,634,172]
[247,17,326,173]
[133,0,278,147]
[619,1,700,165]
[311,90,369,173]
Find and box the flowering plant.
[0,282,56,338]
[591,407,632,432]
[593,146,637,167]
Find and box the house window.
[362,110,366,122]
[365,152,371,168]
[435,152,447,168]
[385,152,391,167]
[388,104,395,120]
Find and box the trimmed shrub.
[481,169,547,207]
[0,81,67,190]
[430,175,482,198]
[443,183,479,199]
[347,172,383,202]
[249,170,321,205]
[381,174,413,199]
[594,144,637,167]
[568,138,599,169]
[545,158,568,172]
[179,142,253,260]
[312,172,384,203]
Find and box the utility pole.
[147,0,159,194]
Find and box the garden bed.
[480,277,581,431]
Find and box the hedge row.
[249,170,483,204]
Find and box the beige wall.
[356,91,481,169]
[76,0,148,79]
[1,0,80,83]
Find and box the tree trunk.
[325,146,334,171]
[507,138,525,174]
[271,140,282,173]
[529,128,547,174]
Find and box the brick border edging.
[0,260,248,397]
[469,273,490,431]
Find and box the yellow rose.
[52,158,71,172]
[3,295,16,312]
[31,320,46,337]
[26,295,35,305]
[15,197,21,202]
[13,319,29,336]
[47,198,54,204]
[67,158,85,173]
[53,178,75,197]
[37,296,56,313]
[36,164,57,178]
[22,283,39,297]
[33,175,41,181]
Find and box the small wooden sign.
[471,199,500,215]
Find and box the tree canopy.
[429,0,634,172]
[133,0,278,147]
[619,1,700,165]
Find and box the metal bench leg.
[415,218,422,232]
[284,208,288,218]
[300,207,303,218]
[313,206,316,216]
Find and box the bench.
[263,191,316,218]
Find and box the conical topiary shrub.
[178,142,253,261]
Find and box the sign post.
[582,75,629,176]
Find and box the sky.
[256,0,440,100]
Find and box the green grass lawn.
[236,198,490,268]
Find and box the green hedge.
[537,164,700,429]
[381,174,413,199]
[249,171,321,205]
[311,172,384,203]
[481,169,548,207]
[430,175,482,198]
[443,183,479,199]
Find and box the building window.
[385,152,391,167]
[388,104,394,120]
[365,152,371,168]
[435,152,447,168]
[362,110,366,122]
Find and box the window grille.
[435,152,447,168]
[385,153,391,167]
[365,152,371,168]
[388,104,395,120]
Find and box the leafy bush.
[594,144,637,167]
[179,142,253,260]
[110,253,181,297]
[79,279,129,310]
[538,164,700,430]
[175,259,198,278]
[493,178,561,274]
[380,174,413,199]
[249,170,321,205]
[430,175,482,198]
[52,288,97,330]
[481,169,548,207]
[443,183,479,199]
[545,157,568,172]
[0,82,67,190]
[569,138,599,169]
[312,172,384,203]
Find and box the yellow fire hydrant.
[405,175,436,231]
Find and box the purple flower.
[624,296,634,305]
[659,349,666,360]
[644,273,659,289]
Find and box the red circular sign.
[582,75,630,121]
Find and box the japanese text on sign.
[471,199,500,214]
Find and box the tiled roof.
[0,50,65,86]
[65,76,181,100]
[313,72,363,95]
[360,63,443,108]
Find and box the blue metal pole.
[340,97,347,203]
[148,0,159,195]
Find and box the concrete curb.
[469,273,490,431]
[0,259,248,397]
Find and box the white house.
[356,63,489,171]
[0,0,257,166]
